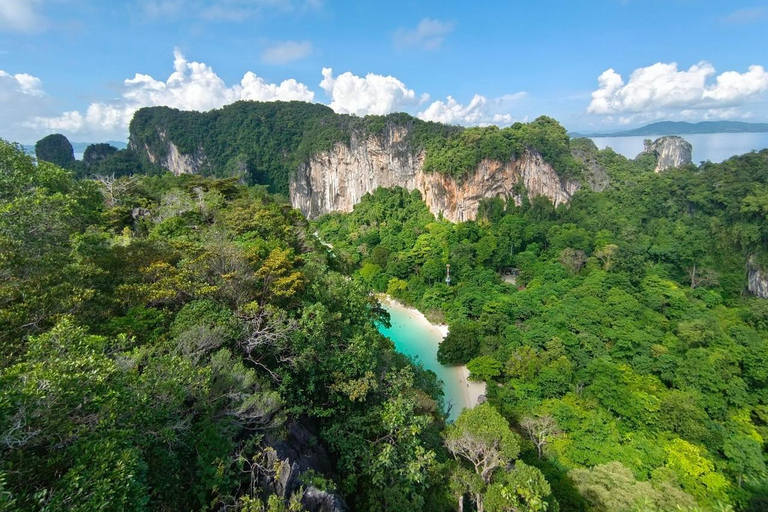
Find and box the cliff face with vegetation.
[128,102,588,222]
[748,257,768,298]
[641,136,693,172]
[290,125,579,222]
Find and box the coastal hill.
[125,101,619,222]
[572,120,768,138]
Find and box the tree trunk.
[475,493,483,512]
[690,263,697,289]
[458,494,464,512]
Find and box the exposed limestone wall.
[641,136,693,172]
[289,126,580,222]
[136,132,207,175]
[748,257,768,298]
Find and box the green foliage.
[129,104,584,194]
[466,355,503,381]
[422,116,582,181]
[437,321,482,365]
[83,143,118,165]
[0,141,447,512]
[315,148,768,511]
[35,133,75,169]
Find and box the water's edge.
[376,296,485,421]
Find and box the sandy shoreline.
[378,295,486,411]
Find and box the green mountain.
[127,101,583,195]
[572,120,768,138]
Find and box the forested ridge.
[127,101,583,193]
[4,117,768,512]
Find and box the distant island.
[571,120,768,138]
[23,140,127,156]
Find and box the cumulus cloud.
[417,92,525,126]
[0,69,53,142]
[0,0,45,32]
[8,50,522,141]
[393,18,454,50]
[319,67,427,116]
[30,49,315,139]
[588,61,768,120]
[261,40,313,64]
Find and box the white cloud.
[0,71,45,97]
[394,18,454,50]
[418,92,525,126]
[30,48,315,139]
[0,0,45,32]
[319,67,426,116]
[8,50,524,142]
[0,69,53,142]
[261,40,313,64]
[588,61,768,120]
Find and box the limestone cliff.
[641,136,693,172]
[290,125,580,222]
[748,257,768,298]
[131,131,208,176]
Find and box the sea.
[378,303,466,421]
[589,132,768,164]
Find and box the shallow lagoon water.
[378,303,466,421]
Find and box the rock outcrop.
[571,138,609,192]
[134,132,207,176]
[641,136,693,172]
[748,257,768,298]
[260,419,347,512]
[290,125,580,222]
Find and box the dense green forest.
[315,147,768,512]
[5,114,768,512]
[1,140,464,512]
[128,102,582,193]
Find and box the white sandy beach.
[379,295,487,411]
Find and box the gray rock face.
[301,487,348,512]
[260,419,347,512]
[571,138,609,191]
[748,257,768,298]
[289,125,581,222]
[641,136,693,172]
[134,131,208,176]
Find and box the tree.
[467,356,503,382]
[83,143,118,166]
[485,461,552,512]
[723,434,766,488]
[444,404,522,512]
[570,462,697,512]
[94,174,137,207]
[448,465,483,512]
[559,248,587,273]
[595,244,618,271]
[438,322,482,365]
[520,415,560,459]
[35,133,75,169]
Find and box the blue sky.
[1,0,767,143]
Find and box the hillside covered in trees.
[315,146,768,511]
[128,101,584,193]
[3,114,768,512]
